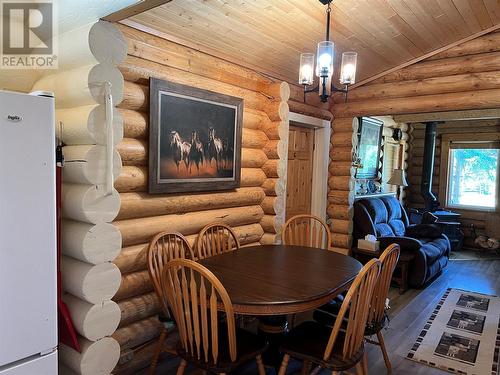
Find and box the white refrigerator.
[0,90,58,374]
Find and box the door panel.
[286,125,314,220]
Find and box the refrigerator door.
[0,91,57,366]
[0,350,57,375]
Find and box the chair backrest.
[162,259,237,364]
[324,258,381,361]
[196,223,240,259]
[368,244,400,326]
[282,214,332,249]
[147,231,195,314]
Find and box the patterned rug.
[407,288,500,375]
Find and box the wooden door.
[286,125,314,220]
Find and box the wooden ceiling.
[126,0,500,85]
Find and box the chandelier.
[299,0,358,103]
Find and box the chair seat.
[280,321,364,371]
[176,327,268,373]
[313,299,387,336]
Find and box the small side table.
[352,247,414,294]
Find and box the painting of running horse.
[149,78,243,193]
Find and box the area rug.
[450,249,500,261]
[407,288,500,375]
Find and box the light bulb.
[319,53,332,67]
[300,64,313,84]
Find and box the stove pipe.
[421,122,440,211]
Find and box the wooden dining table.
[198,244,363,315]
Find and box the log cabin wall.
[407,119,500,248]
[328,30,500,255]
[110,24,295,373]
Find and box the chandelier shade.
[340,52,358,85]
[299,53,315,85]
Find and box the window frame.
[440,133,500,213]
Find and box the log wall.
[407,119,500,247]
[329,30,500,254]
[111,24,290,374]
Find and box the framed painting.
[355,116,383,179]
[149,78,243,194]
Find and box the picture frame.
[355,116,383,179]
[149,78,243,194]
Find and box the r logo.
[2,1,53,54]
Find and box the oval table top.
[198,244,362,315]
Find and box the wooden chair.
[162,259,268,375]
[196,222,240,259]
[282,214,332,249]
[147,231,195,375]
[313,244,401,373]
[277,258,381,375]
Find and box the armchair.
[354,196,450,287]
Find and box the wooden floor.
[144,259,500,374]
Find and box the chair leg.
[301,360,311,375]
[362,352,369,375]
[376,331,391,373]
[256,355,266,375]
[278,354,290,375]
[149,327,167,375]
[355,362,364,375]
[176,359,187,375]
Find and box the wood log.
[261,121,280,140]
[264,101,289,122]
[327,204,353,220]
[61,256,121,304]
[260,215,276,233]
[260,233,277,245]
[328,176,355,191]
[344,71,500,102]
[244,108,269,130]
[112,316,162,351]
[118,292,160,328]
[114,223,264,274]
[115,166,147,193]
[88,20,127,65]
[428,32,500,60]
[113,270,152,301]
[240,168,267,187]
[330,219,353,235]
[268,81,291,102]
[328,161,355,176]
[117,138,147,166]
[333,88,500,117]
[57,105,123,146]
[261,196,277,215]
[117,187,265,220]
[331,233,352,249]
[62,293,121,341]
[119,81,148,111]
[32,64,124,108]
[120,108,148,139]
[327,190,355,206]
[331,131,356,146]
[262,159,279,178]
[329,147,353,161]
[62,184,120,224]
[288,100,332,120]
[263,140,279,159]
[242,128,268,149]
[59,337,120,375]
[373,52,500,83]
[61,220,122,264]
[119,56,272,111]
[241,148,268,168]
[261,178,278,196]
[333,117,356,132]
[115,205,264,246]
[62,145,122,185]
[411,147,441,157]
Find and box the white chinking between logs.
[30,20,126,374]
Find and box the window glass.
[448,148,499,209]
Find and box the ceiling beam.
[352,24,500,89]
[102,0,173,22]
[393,108,500,123]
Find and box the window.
[447,143,499,210]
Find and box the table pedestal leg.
[258,315,289,372]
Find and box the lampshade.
[387,168,408,187]
[316,41,334,78]
[340,52,358,84]
[298,53,314,85]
